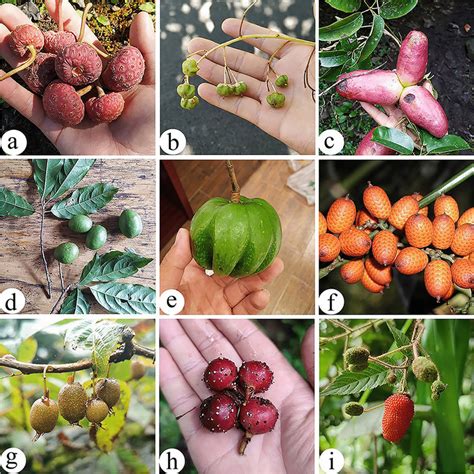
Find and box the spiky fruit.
[238,360,273,400]
[203,357,238,391]
[239,397,279,435]
[343,402,364,416]
[388,195,419,230]
[451,224,474,256]
[356,208,377,230]
[340,259,365,284]
[19,52,57,95]
[361,269,384,294]
[55,43,102,86]
[344,346,369,365]
[431,214,455,250]
[451,259,474,289]
[200,394,238,433]
[458,207,474,226]
[326,196,356,234]
[382,393,414,442]
[43,30,76,55]
[96,378,121,409]
[102,46,145,92]
[319,211,327,235]
[372,230,398,266]
[363,183,391,220]
[394,247,428,275]
[30,396,59,440]
[434,195,459,223]
[339,228,371,257]
[412,357,438,383]
[42,81,85,126]
[411,193,428,216]
[424,260,452,302]
[319,233,341,262]
[8,24,44,57]
[58,381,87,424]
[131,359,146,380]
[365,256,392,287]
[86,398,109,424]
[86,93,125,123]
[405,214,432,248]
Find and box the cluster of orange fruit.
[319,183,474,300]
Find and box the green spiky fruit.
[96,378,121,409]
[86,398,109,424]
[344,347,370,365]
[412,357,438,383]
[30,397,59,440]
[58,381,87,424]
[343,402,364,416]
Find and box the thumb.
[301,324,315,388]
[129,11,155,85]
[160,228,192,292]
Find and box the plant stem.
[50,284,73,314]
[78,3,92,43]
[225,160,241,203]
[39,200,52,299]
[319,257,347,279]
[0,45,37,81]
[58,0,64,31]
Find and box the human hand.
[160,228,284,315]
[160,318,315,473]
[0,1,155,155]
[188,19,315,155]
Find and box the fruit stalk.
[225,160,241,203]
[0,44,37,81]
[39,200,52,299]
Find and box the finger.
[159,347,202,440]
[0,23,23,69]
[301,324,315,388]
[188,37,269,81]
[232,289,270,315]
[129,11,155,85]
[160,228,192,293]
[224,257,284,307]
[0,3,33,31]
[360,101,397,127]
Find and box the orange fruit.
[326,196,356,234]
[451,224,474,256]
[319,233,341,262]
[424,260,452,302]
[431,214,455,250]
[356,208,377,230]
[361,269,385,294]
[394,247,428,275]
[339,228,372,257]
[388,195,419,230]
[405,214,433,248]
[319,211,327,235]
[411,193,428,216]
[458,207,474,226]
[451,258,474,289]
[340,259,365,284]
[434,195,459,223]
[365,256,392,287]
[372,230,398,266]
[442,284,455,301]
[363,182,391,220]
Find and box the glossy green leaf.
[60,288,91,314]
[49,159,95,200]
[386,321,413,357]
[325,0,361,13]
[319,13,364,42]
[319,50,351,68]
[421,132,471,154]
[90,283,156,314]
[32,159,63,199]
[360,15,384,60]
[380,0,417,19]
[0,187,35,217]
[51,183,118,219]
[372,126,415,154]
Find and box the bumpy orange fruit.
[424,260,452,302]
[363,183,391,220]
[431,214,455,250]
[319,211,327,235]
[372,230,398,266]
[361,269,385,294]
[411,193,429,216]
[434,195,459,223]
[405,214,433,248]
[458,207,474,226]
[319,233,341,262]
[365,256,392,287]
[326,196,356,234]
[340,259,365,284]
[394,247,428,275]
[451,258,474,289]
[339,228,372,257]
[388,195,419,230]
[451,224,474,256]
[356,208,377,230]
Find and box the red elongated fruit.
[434,195,459,223]
[340,259,365,284]
[399,86,448,138]
[355,128,397,156]
[451,224,474,256]
[382,393,414,443]
[319,233,340,262]
[238,361,274,399]
[200,394,238,433]
[394,247,428,275]
[451,259,474,289]
[363,183,391,220]
[388,195,419,230]
[336,69,403,105]
[203,357,237,391]
[339,228,372,257]
[326,196,356,234]
[319,211,327,235]
[424,260,452,302]
[372,230,398,266]
[239,397,278,435]
[432,214,455,250]
[405,214,433,248]
[396,31,428,86]
[365,256,392,287]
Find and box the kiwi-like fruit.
[30,396,59,441]
[58,381,87,424]
[96,378,121,409]
[86,398,109,424]
[131,359,146,380]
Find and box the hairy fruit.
[86,398,109,424]
[382,393,414,442]
[96,378,121,409]
[343,402,364,416]
[102,46,145,91]
[412,357,438,383]
[58,381,87,424]
[30,396,59,441]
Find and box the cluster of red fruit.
[0,1,145,126]
[200,357,279,455]
[319,183,474,301]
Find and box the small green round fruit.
[119,209,143,238]
[182,58,199,76]
[216,83,233,97]
[233,81,248,95]
[86,225,107,250]
[275,74,289,87]
[180,96,199,110]
[344,347,370,365]
[266,92,286,108]
[68,215,93,234]
[54,242,79,264]
[177,83,196,99]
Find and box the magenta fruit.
[101,46,145,92]
[43,30,76,55]
[86,91,124,123]
[42,81,85,126]
[55,43,102,87]
[238,360,274,400]
[203,357,238,392]
[200,393,238,433]
[239,397,279,435]
[19,53,57,95]
[8,24,44,58]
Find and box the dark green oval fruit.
[96,378,121,408]
[58,381,87,424]
[190,196,282,277]
[86,398,109,424]
[131,359,146,380]
[343,402,364,416]
[119,209,143,238]
[54,242,80,264]
[344,347,370,365]
[30,396,59,440]
[86,225,107,250]
[68,215,93,233]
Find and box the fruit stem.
[39,200,52,299]
[42,365,51,398]
[78,3,93,43]
[239,431,253,455]
[50,283,74,314]
[0,45,37,82]
[96,85,106,98]
[59,262,65,291]
[225,160,241,203]
[88,42,110,59]
[77,85,93,97]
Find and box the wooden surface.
[160,160,315,315]
[0,159,156,314]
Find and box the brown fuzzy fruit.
[30,396,59,440]
[43,30,76,55]
[8,24,44,57]
[86,93,125,123]
[86,398,109,424]
[19,52,57,95]
[55,43,102,86]
[58,381,87,424]
[101,46,145,92]
[131,359,146,380]
[96,378,121,409]
[42,81,85,126]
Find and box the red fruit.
[42,81,85,126]
[372,230,398,266]
[102,46,145,92]
[424,260,452,302]
[326,196,356,234]
[451,259,474,289]
[203,357,237,392]
[431,214,455,250]
[319,211,327,235]
[396,31,428,86]
[394,247,428,275]
[361,269,384,294]
[363,183,391,220]
[356,208,377,230]
[238,361,273,399]
[340,259,365,284]
[339,228,372,257]
[412,193,428,216]
[405,214,433,248]
[458,207,474,226]
[19,52,57,95]
[86,92,124,123]
[434,195,459,223]
[55,43,102,86]
[200,394,238,433]
[43,30,76,55]
[382,393,414,443]
[238,397,279,435]
[365,256,392,287]
[355,128,397,156]
[388,195,419,230]
[451,224,474,256]
[319,233,341,263]
[8,24,44,57]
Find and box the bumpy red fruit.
[394,247,428,275]
[319,211,327,235]
[339,228,372,257]
[388,195,419,230]
[424,260,452,302]
[43,30,76,55]
[458,207,474,226]
[55,43,102,86]
[238,361,273,399]
[432,214,455,250]
[372,230,398,266]
[42,81,84,126]
[102,46,145,91]
[405,214,433,248]
[19,52,57,95]
[200,394,238,433]
[363,183,391,220]
[361,269,384,293]
[326,196,356,234]
[340,259,365,284]
[434,195,459,223]
[382,393,414,442]
[86,93,125,123]
[203,357,238,392]
[8,24,44,57]
[451,259,474,289]
[451,224,474,256]
[319,233,341,262]
[365,256,392,287]
[239,397,279,435]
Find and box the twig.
[39,200,52,299]
[239,0,258,37]
[225,160,241,203]
[59,263,65,292]
[50,284,73,314]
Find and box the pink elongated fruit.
[396,31,429,86]
[336,70,403,105]
[399,86,448,138]
[356,128,397,156]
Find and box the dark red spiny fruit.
[8,24,44,57]
[199,394,238,433]
[239,397,279,435]
[203,357,238,392]
[101,46,145,92]
[42,81,84,126]
[382,393,414,442]
[19,52,57,95]
[43,30,76,55]
[238,360,274,399]
[55,43,102,86]
[86,92,125,123]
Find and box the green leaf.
[360,15,384,60]
[17,338,38,363]
[79,251,153,286]
[90,283,156,314]
[372,126,415,154]
[421,132,471,154]
[51,183,118,219]
[320,13,363,42]
[319,50,351,68]
[60,288,91,314]
[139,2,155,13]
[325,0,361,13]
[386,321,413,357]
[32,159,63,199]
[49,159,95,200]
[0,187,35,217]
[97,14,109,25]
[380,0,417,19]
